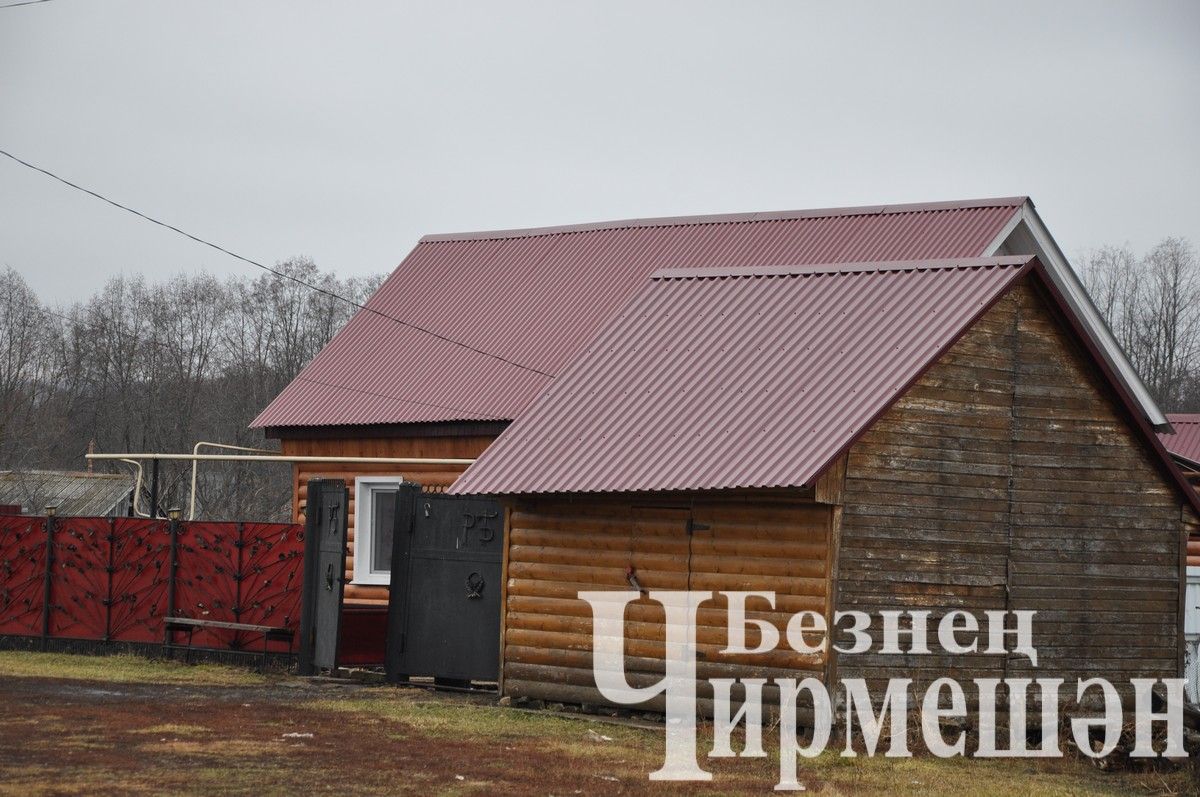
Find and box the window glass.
[371,488,397,573]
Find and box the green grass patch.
[0,651,268,687]
[131,723,213,737]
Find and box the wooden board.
[836,279,1188,695]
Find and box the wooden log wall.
[280,434,496,607]
[837,277,1190,694]
[502,494,833,713]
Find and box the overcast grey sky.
[2,1,1198,302]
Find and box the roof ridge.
[651,256,1035,280]
[419,196,1029,243]
[1166,414,1200,424]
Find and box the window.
[353,477,403,585]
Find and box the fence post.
[297,481,321,676]
[149,458,160,519]
[166,508,181,621]
[235,522,245,625]
[40,505,56,651]
[234,521,245,650]
[104,517,115,642]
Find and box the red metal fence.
[0,515,303,654]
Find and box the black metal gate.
[297,478,349,675]
[385,486,504,684]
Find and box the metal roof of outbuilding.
[450,257,1036,495]
[1161,415,1200,469]
[250,198,1024,429]
[0,470,133,516]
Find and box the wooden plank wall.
[1005,284,1182,685]
[837,278,1188,693]
[502,495,832,714]
[280,434,496,606]
[836,290,1016,692]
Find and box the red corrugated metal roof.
[1161,414,1200,468]
[449,257,1035,496]
[250,198,1024,429]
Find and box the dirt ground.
[0,652,1195,796]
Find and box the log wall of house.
[501,494,832,713]
[280,433,496,606]
[836,277,1189,692]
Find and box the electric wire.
[0,148,554,379]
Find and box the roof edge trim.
[419,197,1028,243]
[1172,452,1200,472]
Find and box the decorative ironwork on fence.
[0,515,303,654]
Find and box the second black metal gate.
[385,486,503,684]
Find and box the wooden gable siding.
[280,434,496,606]
[836,277,1187,692]
[501,494,832,714]
[1006,283,1183,683]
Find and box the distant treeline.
[0,258,384,521]
[0,237,1196,521]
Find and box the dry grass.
[312,690,1199,796]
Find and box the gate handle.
[325,562,335,591]
[466,572,484,599]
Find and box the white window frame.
[352,476,404,586]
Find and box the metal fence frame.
[0,514,303,658]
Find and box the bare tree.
[1138,238,1200,410]
[0,268,60,466]
[1079,237,1200,412]
[0,257,386,521]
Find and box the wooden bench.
[163,617,294,671]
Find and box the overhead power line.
[0,0,55,8]
[0,148,554,379]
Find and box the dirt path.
[0,675,668,795]
[0,654,1194,796]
